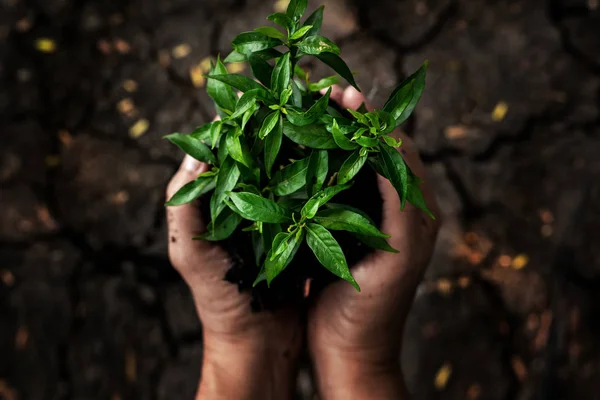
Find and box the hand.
[308,86,441,399]
[166,156,302,400]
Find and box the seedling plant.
[165,0,433,292]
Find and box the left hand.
[166,155,302,400]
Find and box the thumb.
[166,155,217,274]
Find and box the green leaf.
[322,204,397,253]
[232,32,281,56]
[303,6,324,36]
[308,75,339,92]
[285,0,308,21]
[228,192,293,223]
[267,13,294,32]
[225,128,253,168]
[306,223,360,290]
[316,52,359,91]
[331,119,359,150]
[230,91,258,119]
[271,52,292,99]
[355,136,379,147]
[224,50,246,63]
[165,133,216,165]
[249,54,274,87]
[338,149,367,185]
[347,109,368,125]
[280,87,293,105]
[314,208,389,238]
[165,173,216,206]
[407,165,435,219]
[254,26,286,40]
[285,87,331,126]
[210,157,240,221]
[283,121,337,149]
[270,157,310,196]
[289,25,313,40]
[241,103,258,129]
[207,58,237,112]
[217,130,228,163]
[382,135,402,147]
[190,122,214,143]
[265,229,304,285]
[297,35,340,55]
[291,80,303,107]
[259,110,281,139]
[305,149,328,197]
[264,114,283,179]
[379,142,408,209]
[301,196,321,220]
[210,121,223,150]
[319,182,352,205]
[196,208,243,241]
[294,65,307,81]
[207,74,265,93]
[383,62,427,127]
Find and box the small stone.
[466,384,482,399]
[109,191,129,205]
[436,278,454,296]
[97,39,112,54]
[58,130,73,147]
[541,224,553,237]
[172,43,192,59]
[117,98,135,116]
[122,80,138,92]
[458,276,471,289]
[498,254,512,268]
[15,17,32,32]
[114,38,131,54]
[125,349,137,382]
[444,125,468,140]
[15,326,29,349]
[0,270,15,286]
[511,356,528,382]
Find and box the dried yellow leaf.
[129,119,149,138]
[227,62,246,74]
[274,0,290,12]
[199,57,213,72]
[172,43,192,59]
[35,38,57,53]
[190,64,205,88]
[511,254,529,270]
[434,362,452,390]
[491,101,508,122]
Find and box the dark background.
[1,0,599,399]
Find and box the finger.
[321,85,344,104]
[342,86,370,111]
[166,155,214,270]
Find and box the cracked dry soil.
[1,0,599,399]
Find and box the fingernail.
[183,155,201,172]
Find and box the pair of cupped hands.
[166,86,440,400]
